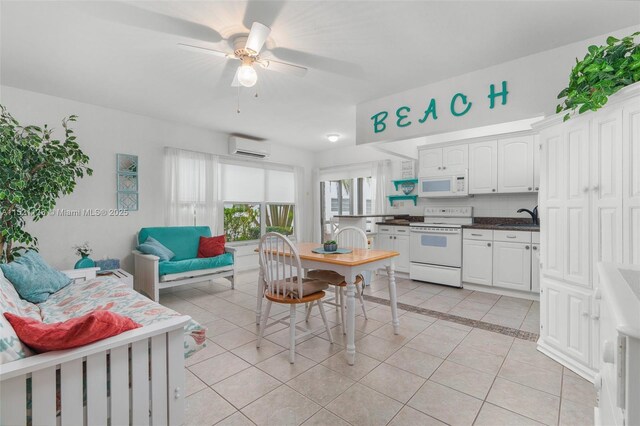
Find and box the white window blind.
[220,161,294,203]
[266,169,295,203]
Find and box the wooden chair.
[306,226,369,334]
[256,232,334,363]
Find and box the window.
[320,176,373,241]
[220,161,296,242]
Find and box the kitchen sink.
[498,223,539,228]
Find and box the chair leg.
[335,286,340,312]
[257,300,272,348]
[340,287,347,335]
[305,301,313,322]
[357,283,368,320]
[317,299,333,344]
[289,304,297,364]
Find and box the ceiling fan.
[178,22,307,88]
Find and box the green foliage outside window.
[266,204,294,236]
[224,203,261,242]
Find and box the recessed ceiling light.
[327,134,340,143]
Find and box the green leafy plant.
[0,106,92,262]
[557,32,640,121]
[324,240,337,245]
[266,204,294,236]
[224,203,261,242]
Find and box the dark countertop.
[462,223,540,232]
[375,216,540,232]
[334,214,399,218]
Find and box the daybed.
[0,267,205,426]
[133,226,236,301]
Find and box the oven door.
[410,228,462,267]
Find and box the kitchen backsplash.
[388,192,539,218]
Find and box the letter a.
[418,99,438,123]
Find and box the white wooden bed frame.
[0,268,189,426]
[133,246,236,302]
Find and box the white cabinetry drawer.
[493,230,532,243]
[395,227,410,235]
[378,226,394,234]
[463,229,493,240]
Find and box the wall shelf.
[392,178,418,191]
[388,195,418,206]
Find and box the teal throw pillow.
[0,250,72,303]
[137,237,175,261]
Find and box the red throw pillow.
[4,311,141,353]
[197,235,226,258]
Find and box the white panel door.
[462,239,493,285]
[623,99,640,266]
[531,244,540,293]
[498,135,535,193]
[419,148,443,176]
[533,135,541,192]
[540,279,563,349]
[492,241,532,291]
[591,109,623,286]
[564,123,591,287]
[539,131,564,280]
[565,289,591,365]
[468,140,498,194]
[395,235,410,273]
[442,144,468,174]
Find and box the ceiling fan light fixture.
[327,134,340,143]
[238,64,257,87]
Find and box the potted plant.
[73,242,95,269]
[323,240,338,252]
[556,32,640,121]
[0,106,92,262]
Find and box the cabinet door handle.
[442,166,447,170]
[487,243,491,247]
[506,235,517,239]
[525,245,530,250]
[437,166,442,170]
[532,246,538,250]
[471,233,483,236]
[534,187,539,191]
[528,187,532,191]
[592,185,599,192]
[583,187,589,193]
[492,189,496,192]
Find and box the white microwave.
[418,172,468,197]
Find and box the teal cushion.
[138,227,211,261]
[159,253,233,276]
[137,237,175,261]
[0,250,71,303]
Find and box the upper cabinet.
[469,140,498,194]
[497,135,535,193]
[418,144,468,176]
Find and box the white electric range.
[409,207,473,287]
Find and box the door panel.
[492,241,531,291]
[541,280,563,348]
[498,135,535,193]
[469,141,498,194]
[442,145,468,174]
[623,101,640,266]
[543,207,563,279]
[566,292,590,365]
[462,239,493,285]
[419,149,443,176]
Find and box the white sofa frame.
[0,268,190,426]
[133,246,236,301]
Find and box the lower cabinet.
[377,226,410,273]
[462,239,493,285]
[531,244,540,292]
[492,241,532,291]
[540,278,591,367]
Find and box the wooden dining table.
[255,242,400,365]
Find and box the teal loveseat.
[132,226,235,301]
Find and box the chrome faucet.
[517,205,539,225]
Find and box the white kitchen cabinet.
[533,136,540,192]
[376,226,409,273]
[462,239,493,285]
[468,140,498,194]
[498,135,535,193]
[622,98,640,265]
[531,244,540,292]
[492,241,532,291]
[419,148,443,176]
[442,145,468,174]
[418,144,467,176]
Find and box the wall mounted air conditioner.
[228,136,270,159]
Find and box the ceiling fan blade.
[231,67,241,87]
[270,47,364,79]
[245,22,271,55]
[259,59,307,77]
[81,2,223,43]
[178,43,231,59]
[242,2,285,30]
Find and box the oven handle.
[410,229,461,235]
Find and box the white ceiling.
[2,1,639,151]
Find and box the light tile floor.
[364,274,540,333]
[161,270,594,426]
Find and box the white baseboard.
[537,339,596,383]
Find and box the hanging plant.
[556,32,640,121]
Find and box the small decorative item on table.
[95,258,120,272]
[323,240,337,252]
[73,242,95,269]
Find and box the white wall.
[0,86,315,271]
